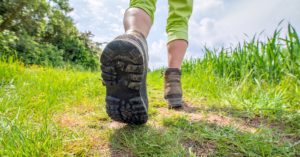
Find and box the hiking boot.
[164,68,183,109]
[100,30,148,124]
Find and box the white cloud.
[194,0,224,13]
[149,39,167,69]
[69,0,127,43]
[189,0,300,49]
[189,17,219,47]
[84,0,103,10]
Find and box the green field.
[1,25,300,156]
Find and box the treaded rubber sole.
[167,98,183,109]
[100,39,148,124]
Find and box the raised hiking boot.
[100,30,148,124]
[164,68,183,109]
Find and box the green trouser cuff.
[129,0,192,43]
[167,30,189,44]
[166,0,193,43]
[129,0,156,23]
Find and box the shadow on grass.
[108,115,299,157]
[55,102,299,156]
[109,124,186,157]
[178,102,203,113]
[176,101,300,136]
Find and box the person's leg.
[167,40,188,68]
[124,0,157,37]
[166,0,193,69]
[164,0,193,108]
[100,0,157,124]
[124,8,152,37]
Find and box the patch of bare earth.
[244,116,300,143]
[182,139,216,157]
[54,104,168,156]
[244,116,286,130]
[157,103,258,133]
[109,149,135,157]
[108,121,127,129]
[54,104,137,156]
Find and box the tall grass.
[183,24,300,82]
[180,24,300,128]
[0,60,103,156]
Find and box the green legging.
[129,0,193,43]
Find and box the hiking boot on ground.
[100,30,148,124]
[164,68,183,109]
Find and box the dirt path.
[55,100,268,157]
[53,98,298,156]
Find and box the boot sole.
[167,98,183,109]
[100,39,148,124]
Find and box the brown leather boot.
[100,30,148,124]
[164,68,183,109]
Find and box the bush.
[0,30,18,59]
[0,32,99,70]
[61,36,100,71]
[15,34,64,67]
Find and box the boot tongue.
[165,68,181,76]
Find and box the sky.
[69,0,300,69]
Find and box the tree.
[0,0,102,70]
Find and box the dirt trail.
[157,103,258,133]
[53,101,291,156]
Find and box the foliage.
[180,24,300,127]
[182,24,300,83]
[0,59,299,156]
[0,30,18,58]
[0,62,103,156]
[16,33,64,67]
[0,0,101,70]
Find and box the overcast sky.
[69,0,300,69]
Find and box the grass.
[179,24,300,127]
[0,24,299,156]
[0,62,104,156]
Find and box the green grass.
[0,62,299,156]
[0,62,105,156]
[179,24,300,128]
[0,24,299,156]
